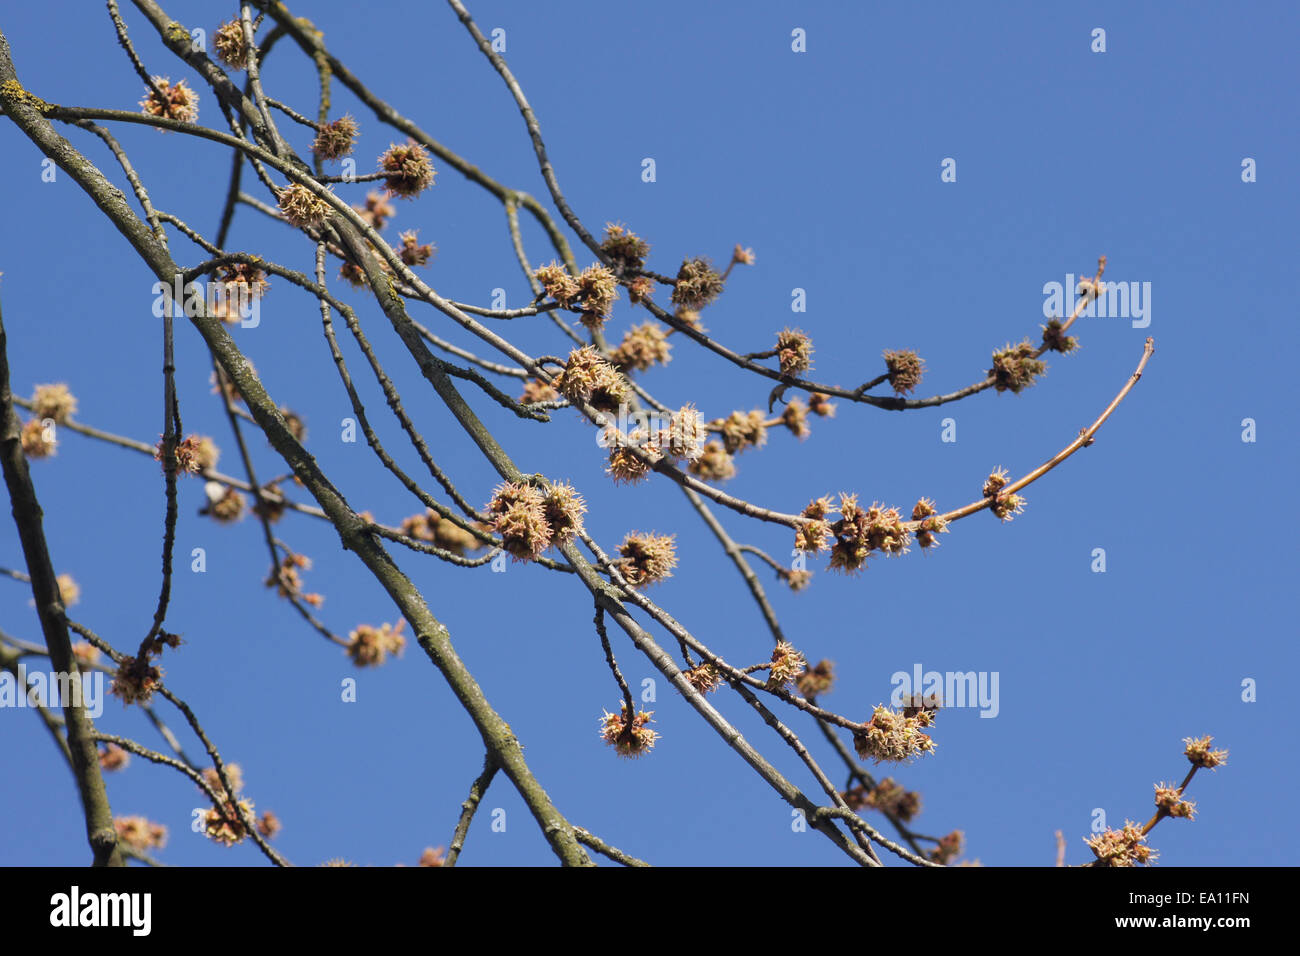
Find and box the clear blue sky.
[1,1,1295,866]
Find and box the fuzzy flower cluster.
[845,778,922,822]
[765,641,806,690]
[809,392,836,417]
[346,620,407,668]
[780,398,811,440]
[518,378,561,405]
[400,509,483,556]
[210,262,270,323]
[353,191,395,230]
[551,346,628,415]
[313,115,359,160]
[882,349,925,395]
[799,494,911,573]
[720,409,768,455]
[989,339,1047,393]
[140,76,198,125]
[56,573,79,607]
[615,532,677,588]
[277,183,333,229]
[204,797,256,847]
[31,383,77,423]
[20,418,56,458]
[982,467,1026,522]
[109,638,171,705]
[928,830,964,865]
[852,704,937,764]
[776,329,814,376]
[485,480,587,561]
[599,705,659,758]
[795,659,835,697]
[610,322,671,371]
[153,434,218,476]
[213,19,251,70]
[1040,318,1079,354]
[201,482,246,523]
[533,263,620,328]
[379,140,436,198]
[114,816,168,853]
[599,223,650,272]
[1085,822,1157,867]
[688,441,736,483]
[98,742,129,772]
[671,257,725,310]
[265,552,322,606]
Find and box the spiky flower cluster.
[732,245,755,266]
[1085,822,1157,867]
[312,115,358,160]
[155,434,218,475]
[213,19,252,69]
[1183,735,1229,770]
[795,496,834,553]
[605,428,656,484]
[486,480,586,560]
[265,552,321,605]
[795,659,835,697]
[395,229,434,268]
[55,573,79,606]
[532,264,619,327]
[139,77,198,124]
[990,339,1047,393]
[765,641,807,689]
[109,652,163,705]
[615,532,677,588]
[599,705,659,758]
[346,620,407,668]
[552,346,628,415]
[911,497,949,548]
[720,410,768,454]
[684,661,723,694]
[31,383,77,423]
[400,509,482,556]
[665,405,706,461]
[1040,318,1078,353]
[210,262,270,322]
[883,349,925,395]
[776,329,814,376]
[852,704,937,764]
[277,183,333,229]
[600,223,650,272]
[379,140,435,198]
[625,275,655,303]
[824,494,911,573]
[1154,783,1196,819]
[982,467,1026,521]
[575,266,620,327]
[610,322,671,371]
[687,440,736,483]
[204,797,256,846]
[671,257,725,310]
[114,816,168,852]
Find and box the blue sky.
[1,1,1295,866]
